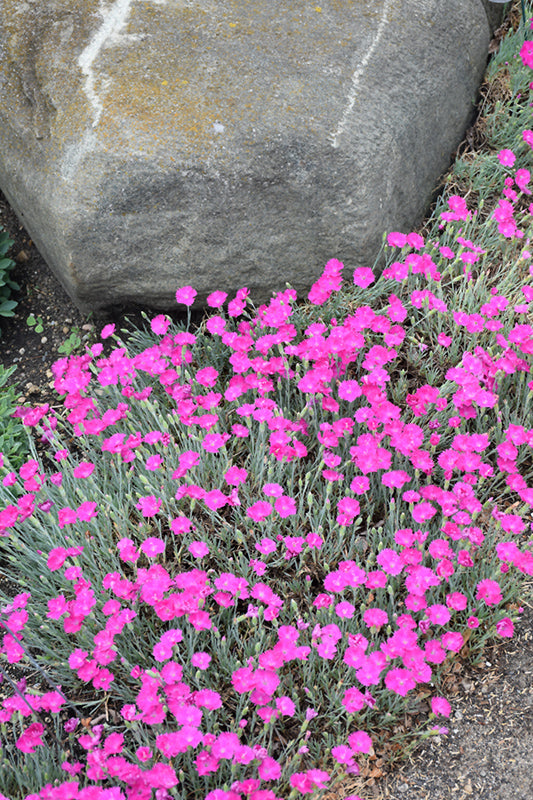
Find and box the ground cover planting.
[0,10,532,800]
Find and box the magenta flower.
[101,323,115,339]
[136,746,153,762]
[384,667,416,697]
[275,495,297,518]
[58,507,77,528]
[350,476,370,494]
[156,727,202,757]
[275,696,296,717]
[47,547,70,571]
[496,617,514,638]
[16,722,45,753]
[207,290,228,308]
[196,366,219,387]
[431,696,451,717]
[498,148,516,167]
[338,379,362,402]
[188,541,210,558]
[363,608,388,629]
[521,37,533,68]
[258,756,282,780]
[150,314,170,335]
[347,730,373,753]
[77,501,98,521]
[475,578,502,606]
[232,423,250,438]
[224,466,248,486]
[246,501,272,522]
[140,537,165,557]
[255,538,277,555]
[306,532,323,549]
[376,548,403,576]
[191,651,212,669]
[441,631,465,652]
[426,604,451,626]
[331,744,355,765]
[262,482,283,497]
[446,592,467,611]
[335,601,355,619]
[145,454,163,471]
[336,496,360,525]
[381,470,411,489]
[206,315,227,336]
[407,231,424,250]
[136,495,162,517]
[353,267,375,288]
[387,231,407,248]
[117,538,138,564]
[290,769,330,792]
[47,595,68,619]
[175,285,197,306]
[73,461,95,479]
[203,489,228,511]
[342,687,366,713]
[411,501,437,523]
[202,432,230,452]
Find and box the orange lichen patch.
[0,0,373,168]
[85,0,360,158]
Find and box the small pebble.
[40,336,48,344]
[398,784,408,793]
[18,347,25,355]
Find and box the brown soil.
[0,191,148,409]
[361,599,533,800]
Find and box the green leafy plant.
[0,365,30,472]
[26,314,44,334]
[57,326,82,355]
[0,228,19,325]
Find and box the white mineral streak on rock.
[329,0,393,149]
[64,0,167,181]
[78,0,135,128]
[61,129,97,181]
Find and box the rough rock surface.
[0,0,500,311]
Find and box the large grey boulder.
[0,0,500,311]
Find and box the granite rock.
[0,0,499,310]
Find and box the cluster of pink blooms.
[0,32,532,800]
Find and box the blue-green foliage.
[0,228,19,323]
